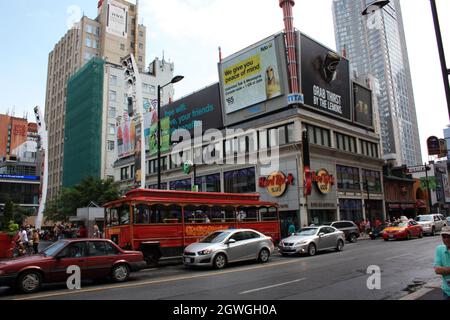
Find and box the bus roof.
[104,189,279,208]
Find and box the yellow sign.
[223,54,261,86]
[312,169,335,194]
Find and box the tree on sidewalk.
[44,176,120,223]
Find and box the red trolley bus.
[103,189,280,265]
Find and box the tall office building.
[45,0,146,199]
[332,0,422,167]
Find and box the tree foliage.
[0,196,33,230]
[44,176,120,223]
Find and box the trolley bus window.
[134,204,151,224]
[237,207,259,222]
[107,204,130,226]
[153,204,182,224]
[185,205,213,224]
[210,206,235,222]
[261,207,278,221]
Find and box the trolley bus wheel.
[145,254,161,267]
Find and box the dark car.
[0,239,146,294]
[369,224,387,240]
[326,221,360,243]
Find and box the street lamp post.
[157,76,184,189]
[362,0,450,119]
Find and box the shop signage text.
[312,169,335,194]
[259,172,294,197]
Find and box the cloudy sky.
[0,0,449,163]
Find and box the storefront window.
[148,182,168,190]
[195,173,221,192]
[337,165,360,191]
[224,167,256,194]
[339,199,363,223]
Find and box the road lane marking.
[13,259,310,300]
[384,253,412,261]
[239,278,306,295]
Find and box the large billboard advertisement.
[162,84,223,135]
[219,38,283,114]
[353,82,373,128]
[116,115,135,159]
[106,0,128,39]
[300,34,351,121]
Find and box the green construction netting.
[63,58,104,188]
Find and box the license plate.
[184,257,193,263]
[389,234,394,238]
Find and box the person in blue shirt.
[434,226,450,300]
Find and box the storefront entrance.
[280,211,299,238]
[308,210,336,226]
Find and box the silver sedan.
[279,226,345,256]
[183,229,274,269]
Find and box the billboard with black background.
[353,82,373,128]
[300,34,351,121]
[161,83,224,135]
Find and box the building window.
[362,169,382,193]
[336,165,360,191]
[139,43,144,49]
[305,124,331,147]
[170,179,192,191]
[120,43,125,51]
[107,141,115,151]
[85,37,92,47]
[360,140,379,158]
[110,75,118,86]
[339,199,363,223]
[335,132,357,153]
[86,25,94,34]
[108,107,116,119]
[224,168,256,194]
[195,173,221,192]
[120,167,129,180]
[109,90,117,102]
[108,124,115,135]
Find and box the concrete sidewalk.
[400,278,444,300]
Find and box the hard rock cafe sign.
[312,169,335,194]
[259,172,294,197]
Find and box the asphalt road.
[0,235,443,300]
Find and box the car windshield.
[415,215,432,222]
[41,240,68,257]
[199,231,231,243]
[391,222,408,228]
[295,228,318,236]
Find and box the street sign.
[406,165,430,174]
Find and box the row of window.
[336,165,382,193]
[106,204,277,226]
[305,124,379,158]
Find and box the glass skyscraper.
[332,0,422,166]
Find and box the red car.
[382,220,423,241]
[0,239,146,293]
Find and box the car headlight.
[198,249,214,256]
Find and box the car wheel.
[336,239,344,252]
[349,233,357,243]
[18,270,42,294]
[307,243,316,256]
[213,253,227,269]
[258,248,270,263]
[111,264,130,282]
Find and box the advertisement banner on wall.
[301,34,351,121]
[353,82,373,128]
[116,116,135,159]
[162,84,223,135]
[148,117,170,156]
[219,38,283,114]
[442,172,450,203]
[106,0,128,39]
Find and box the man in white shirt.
[20,226,29,245]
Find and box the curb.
[399,279,442,300]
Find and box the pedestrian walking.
[434,226,450,300]
[365,220,371,234]
[288,221,296,235]
[32,229,40,254]
[93,224,101,239]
